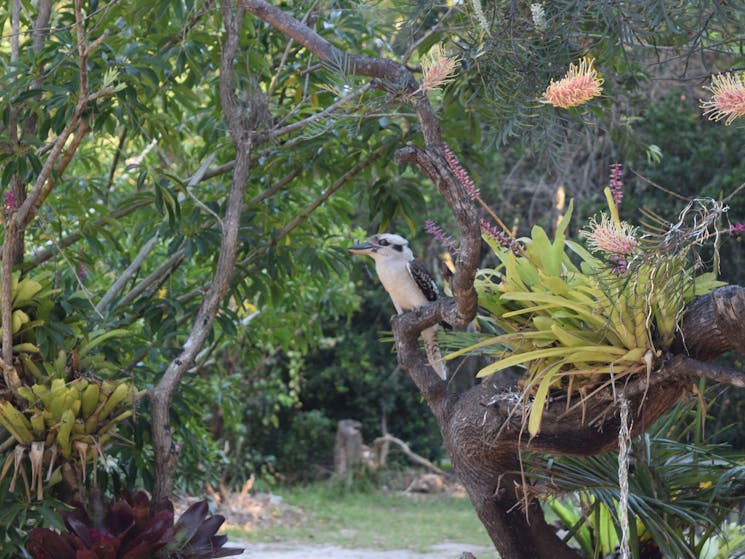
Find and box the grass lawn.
[225,482,494,553]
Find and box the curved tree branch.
[239,0,417,90]
[673,284,745,358]
[150,0,258,500]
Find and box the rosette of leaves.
[163,499,243,559]
[25,489,243,558]
[0,271,145,499]
[25,489,174,558]
[0,271,58,357]
[447,192,726,436]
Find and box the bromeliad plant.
[0,271,144,499]
[1,376,144,499]
[25,489,243,559]
[447,186,726,436]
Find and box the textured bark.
[672,285,745,360]
[238,4,745,558]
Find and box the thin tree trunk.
[150,0,262,500]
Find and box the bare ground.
[232,541,496,558]
[177,476,497,558]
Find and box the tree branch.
[673,284,745,358]
[13,6,114,232]
[266,83,373,141]
[117,249,185,310]
[2,0,23,396]
[151,0,257,500]
[266,0,319,99]
[105,127,128,201]
[240,0,416,89]
[373,434,449,477]
[95,233,160,315]
[248,168,301,206]
[659,354,745,388]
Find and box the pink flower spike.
[700,72,745,125]
[444,145,480,200]
[609,163,623,206]
[728,222,745,236]
[480,218,512,248]
[425,220,458,251]
[542,57,603,109]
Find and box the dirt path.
[234,542,496,558]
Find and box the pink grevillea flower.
[609,163,623,206]
[584,213,638,256]
[728,222,745,236]
[420,45,458,93]
[700,72,745,125]
[542,57,603,109]
[444,144,480,199]
[425,220,458,251]
[4,191,15,212]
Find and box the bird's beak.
[348,241,377,254]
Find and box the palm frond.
[530,400,745,558]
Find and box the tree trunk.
[333,419,363,477]
[152,0,258,499]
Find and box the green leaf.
[12,342,40,353]
[477,344,628,377]
[528,368,557,436]
[78,329,132,359]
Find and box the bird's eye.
[393,244,403,252]
[378,238,389,246]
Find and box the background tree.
[0,0,399,510]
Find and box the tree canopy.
[2,1,745,558]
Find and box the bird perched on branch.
[348,233,448,380]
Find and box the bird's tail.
[422,325,447,380]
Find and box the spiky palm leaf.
[530,398,745,558]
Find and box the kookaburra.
[348,233,448,380]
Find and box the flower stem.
[604,187,621,226]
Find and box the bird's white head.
[347,233,414,262]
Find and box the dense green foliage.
[1,0,745,556]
